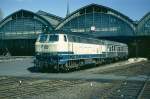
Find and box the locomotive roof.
[43,30,127,46]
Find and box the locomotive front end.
[34,33,68,70]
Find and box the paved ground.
[0,57,33,76]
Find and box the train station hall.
[0,3,150,58]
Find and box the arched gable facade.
[56,4,135,37]
[137,12,150,36]
[0,9,53,40]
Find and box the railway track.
[0,76,149,99]
[95,61,150,76]
[103,80,147,99]
[137,75,150,99]
[0,76,86,99]
[99,61,150,99]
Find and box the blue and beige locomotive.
[34,31,128,71]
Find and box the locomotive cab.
[37,33,68,43]
[35,33,68,54]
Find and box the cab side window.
[64,35,67,42]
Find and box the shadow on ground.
[27,66,62,73]
[27,63,100,73]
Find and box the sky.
[0,0,150,21]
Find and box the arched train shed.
[0,9,61,55]
[56,3,137,57]
[0,4,149,57]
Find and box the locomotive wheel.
[64,63,69,71]
[55,65,60,72]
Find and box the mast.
[66,0,70,17]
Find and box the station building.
[0,3,150,57]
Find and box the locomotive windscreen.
[49,35,59,42]
[38,34,48,42]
